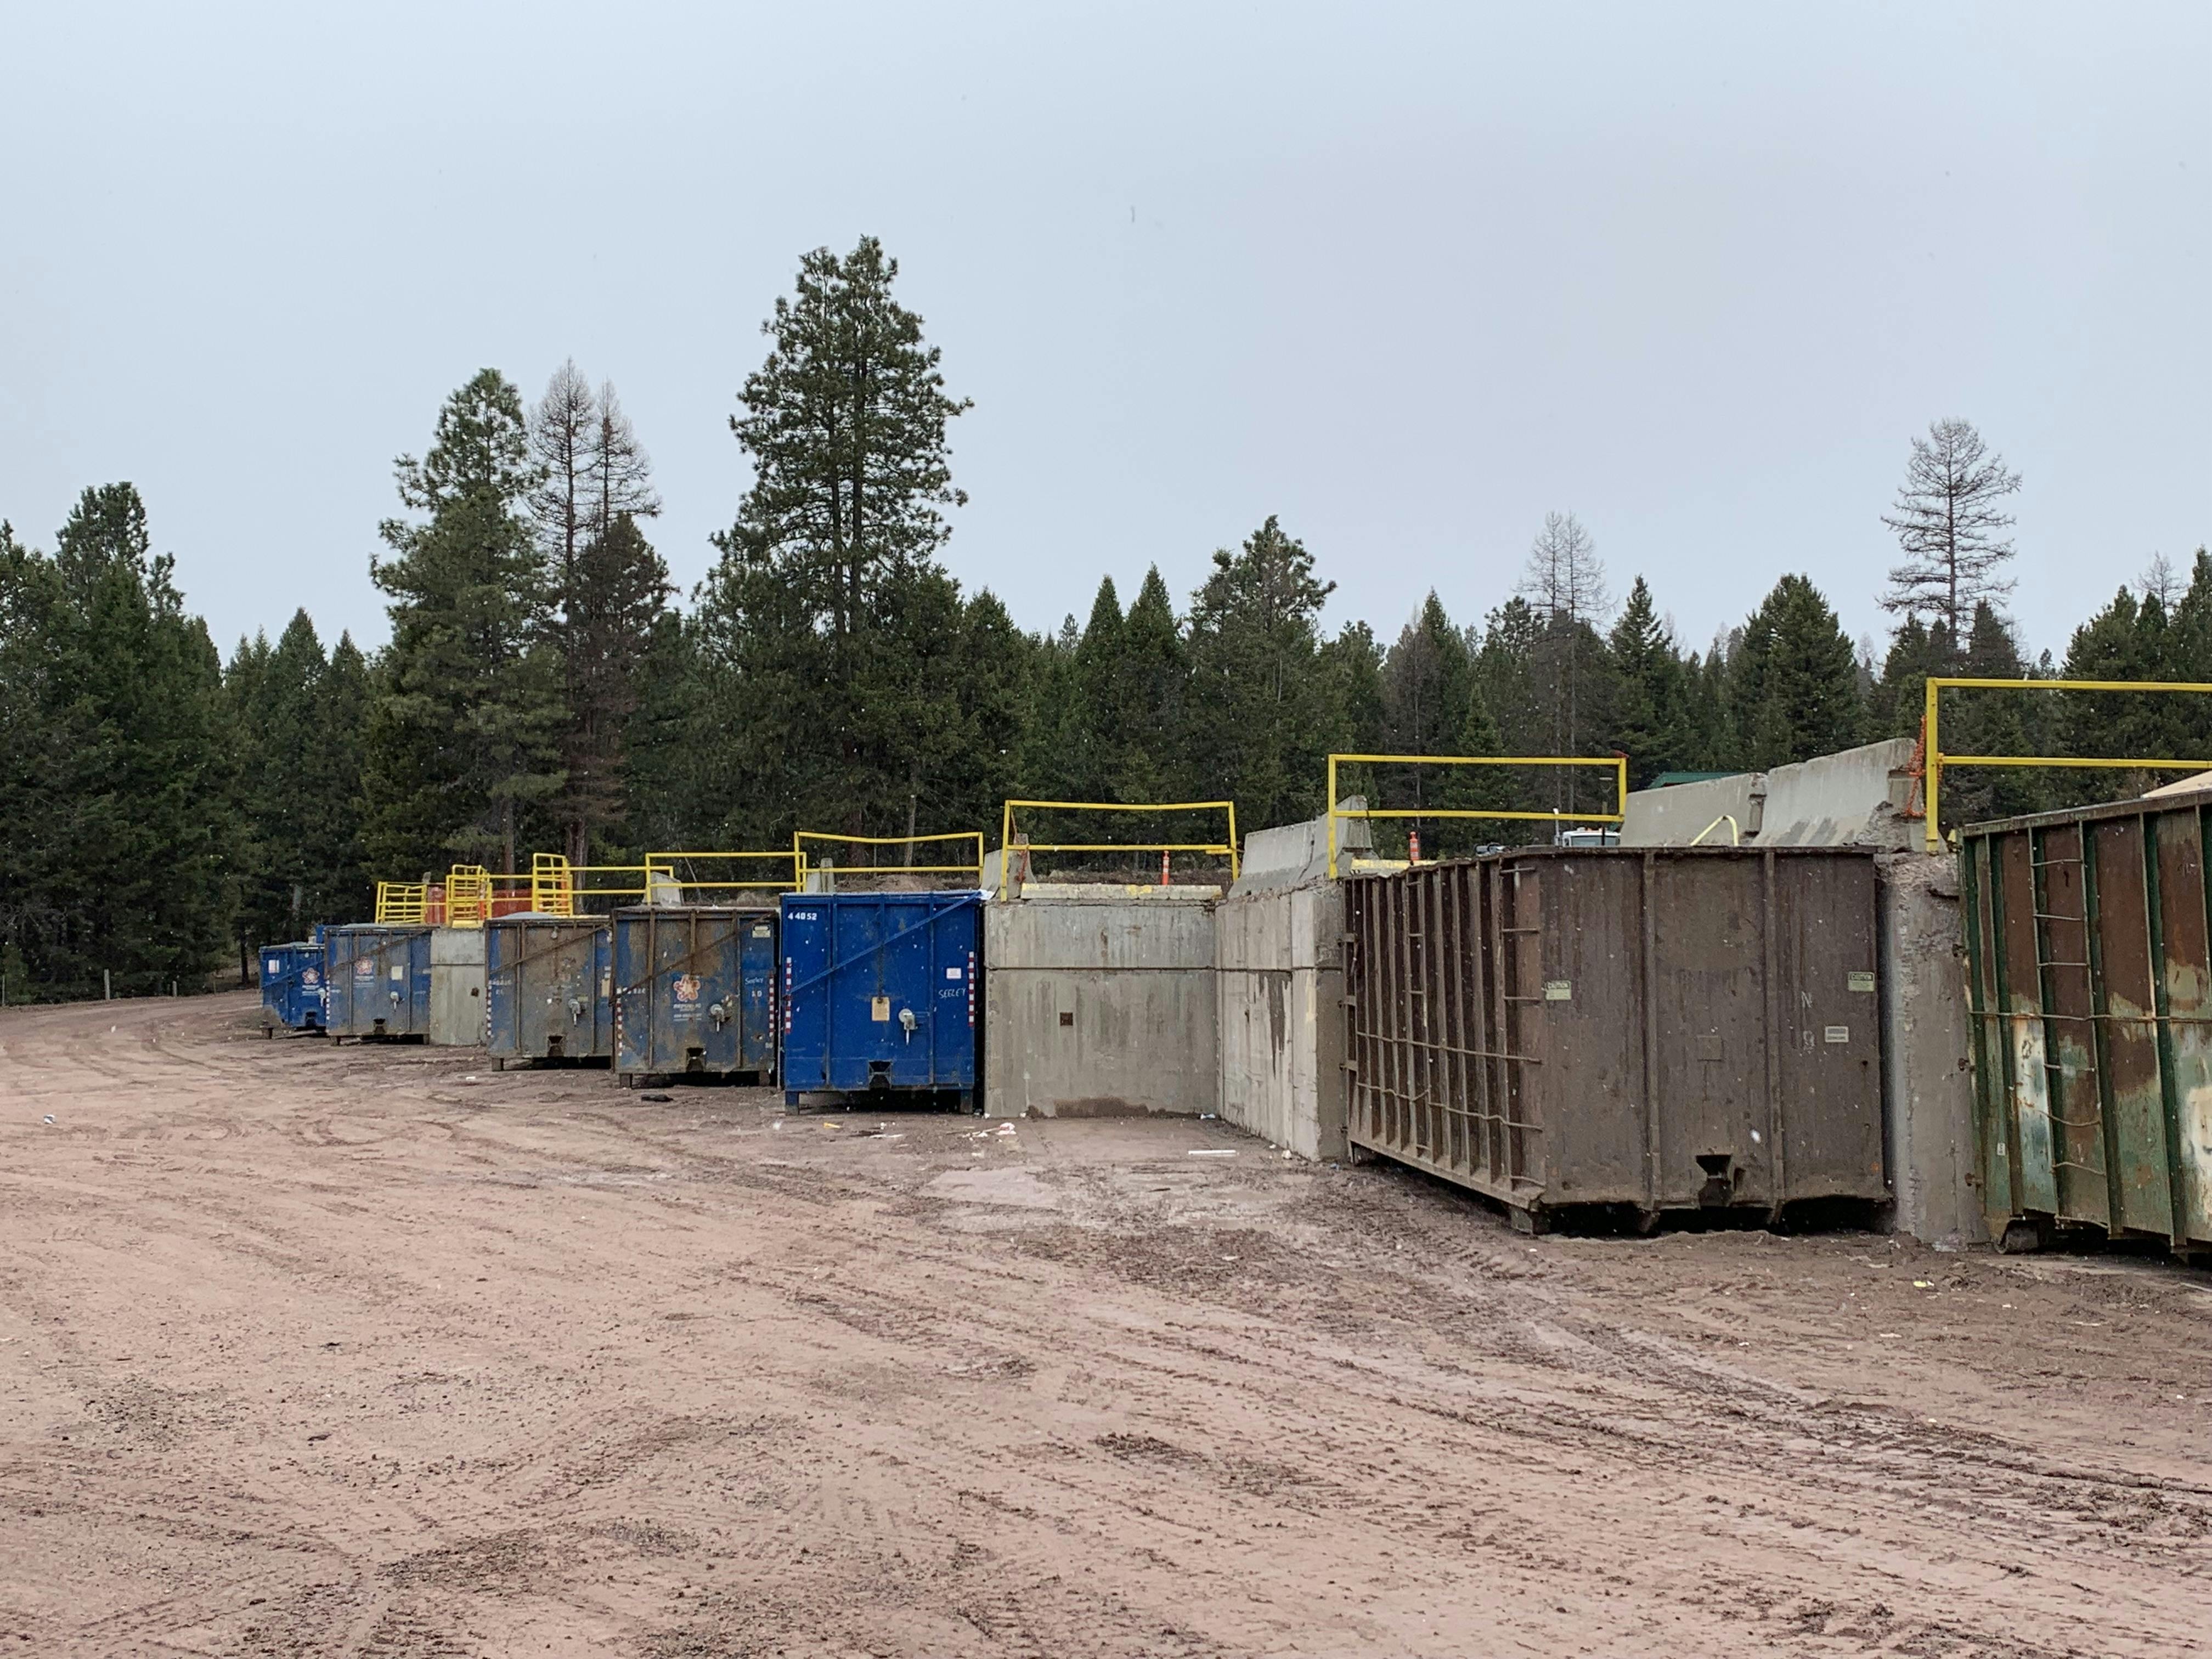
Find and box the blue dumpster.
[486,915,612,1065]
[779,890,980,1107]
[258,936,327,1035]
[325,924,434,1040]
[613,906,778,1084]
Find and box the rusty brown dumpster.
[1342,847,1886,1229]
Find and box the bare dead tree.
[2141,551,2179,610]
[584,380,662,541]
[1880,418,2021,636]
[530,365,669,862]
[1517,510,1611,811]
[529,360,597,605]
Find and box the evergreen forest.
[1,237,2204,1000]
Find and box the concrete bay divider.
[1215,878,1347,1161]
[983,888,1219,1119]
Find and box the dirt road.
[2,992,2209,1657]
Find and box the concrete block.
[1877,852,1983,1247]
[1620,774,1762,847]
[1215,881,1347,1163]
[983,898,1217,1119]
[1762,738,1917,849]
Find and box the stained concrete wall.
[1762,739,1917,848]
[429,926,486,1046]
[1878,854,1983,1246]
[983,898,1217,1119]
[1215,880,1346,1161]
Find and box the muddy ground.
[2,992,2209,1657]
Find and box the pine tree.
[316,631,374,918]
[1116,567,1190,805]
[1727,575,1862,770]
[229,611,328,944]
[2056,586,2184,803]
[562,514,670,859]
[1604,576,1687,787]
[1378,593,1504,854]
[367,369,563,875]
[697,239,972,847]
[1185,517,1336,833]
[1067,575,1126,804]
[0,488,230,996]
[1318,620,1387,759]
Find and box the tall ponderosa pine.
[368,369,563,874]
[692,238,983,848]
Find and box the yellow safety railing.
[794,830,985,889]
[999,799,1239,891]
[569,864,651,907]
[374,881,427,924]
[1923,677,2212,851]
[643,850,804,903]
[531,853,573,916]
[446,866,490,926]
[1325,753,1631,879]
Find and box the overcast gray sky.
[2,2,2205,666]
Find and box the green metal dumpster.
[1961,789,2212,1257]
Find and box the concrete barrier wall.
[983,899,1217,1119]
[1216,881,1346,1162]
[1878,854,1983,1248]
[1618,774,1762,847]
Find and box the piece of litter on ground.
[1188,1149,1236,1158]
[42,1115,55,1125]
[461,1075,481,1084]
[773,1121,783,1130]
[640,1092,674,1103]
[1912,1279,1934,1289]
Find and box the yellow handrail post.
[1325,754,1340,883]
[1924,676,1942,853]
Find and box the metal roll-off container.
[1343,847,1885,1230]
[612,905,779,1084]
[780,890,982,1107]
[486,915,613,1065]
[258,935,328,1035]
[324,923,435,1040]
[1961,789,2212,1257]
